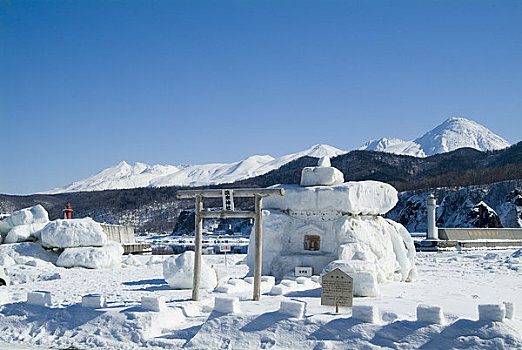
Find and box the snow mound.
[0,205,49,230]
[0,205,50,244]
[163,251,217,290]
[56,241,123,269]
[4,222,47,244]
[0,242,58,265]
[40,218,108,248]
[264,181,398,215]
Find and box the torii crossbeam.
[177,188,284,301]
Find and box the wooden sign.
[321,268,353,308]
[222,189,235,211]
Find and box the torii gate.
[177,188,284,301]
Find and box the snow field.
[0,250,521,349]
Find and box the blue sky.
[1,0,521,195]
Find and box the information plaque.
[321,268,353,308]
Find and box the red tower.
[63,202,73,219]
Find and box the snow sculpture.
[40,218,107,248]
[0,205,49,244]
[163,251,217,290]
[246,158,416,296]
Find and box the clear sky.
[1,0,521,195]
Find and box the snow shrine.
[246,157,416,296]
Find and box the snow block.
[478,304,505,322]
[264,181,398,215]
[27,291,51,306]
[416,304,445,324]
[270,286,285,295]
[300,166,344,187]
[82,294,107,308]
[214,296,241,314]
[261,276,276,285]
[352,305,380,323]
[281,279,297,288]
[503,302,515,320]
[296,277,309,285]
[56,241,123,269]
[142,296,166,312]
[4,222,47,244]
[41,218,107,248]
[279,299,306,318]
[163,251,216,290]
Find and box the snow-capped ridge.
[42,144,345,194]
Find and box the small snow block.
[296,277,309,285]
[261,276,275,284]
[27,291,51,306]
[503,302,515,320]
[416,304,444,324]
[281,280,297,288]
[478,304,505,322]
[352,305,380,323]
[141,296,166,312]
[270,286,285,295]
[82,294,107,308]
[214,296,241,314]
[279,299,306,318]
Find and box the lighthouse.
[63,202,73,220]
[426,194,438,240]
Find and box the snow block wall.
[247,158,416,296]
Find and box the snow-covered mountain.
[358,117,510,157]
[43,144,345,194]
[43,118,511,194]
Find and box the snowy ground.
[1,248,521,349]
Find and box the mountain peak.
[359,117,510,157]
[414,117,510,156]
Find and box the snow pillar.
[427,194,438,240]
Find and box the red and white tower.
[63,202,73,220]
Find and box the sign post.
[321,268,353,313]
[177,188,284,301]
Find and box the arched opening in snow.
[0,278,6,286]
[304,235,320,251]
